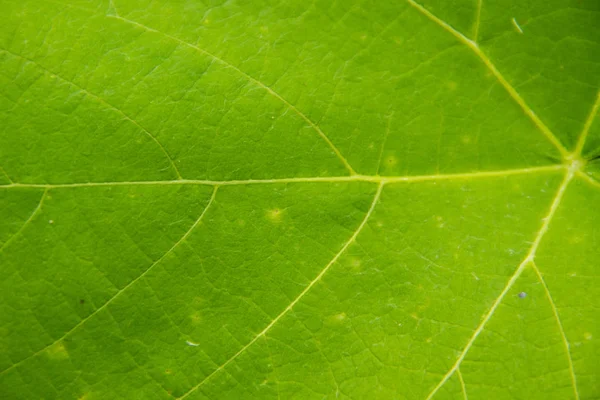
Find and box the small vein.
[107,0,118,16]
[177,182,384,399]
[0,188,47,253]
[0,186,218,376]
[424,165,576,400]
[406,0,569,159]
[1,164,565,189]
[473,0,482,43]
[376,111,394,175]
[530,261,579,400]
[107,14,357,176]
[0,48,183,180]
[574,89,600,157]
[0,166,13,184]
[456,368,468,400]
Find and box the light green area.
[0,0,598,399]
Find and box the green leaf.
[1,0,598,399]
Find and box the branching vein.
[473,0,482,43]
[574,89,600,157]
[457,368,468,400]
[0,166,13,184]
[424,163,576,400]
[577,170,600,190]
[0,189,47,253]
[0,49,183,180]
[406,0,569,159]
[177,182,384,399]
[0,187,218,376]
[531,261,579,400]
[107,14,357,176]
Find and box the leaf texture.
[0,0,599,399]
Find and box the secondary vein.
[0,49,183,180]
[107,14,357,176]
[574,89,600,157]
[531,262,579,400]
[177,182,384,399]
[424,162,576,400]
[0,188,47,253]
[0,187,218,376]
[406,0,569,159]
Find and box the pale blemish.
[267,208,283,222]
[446,81,457,91]
[471,272,479,281]
[518,292,527,298]
[334,312,347,322]
[512,18,524,34]
[190,311,202,324]
[461,135,471,144]
[360,34,367,41]
[49,220,54,224]
[386,156,398,166]
[584,332,592,340]
[47,342,69,359]
[260,26,269,33]
[193,296,204,306]
[569,235,584,244]
[350,258,361,268]
[186,340,200,347]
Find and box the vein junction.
[425,160,579,400]
[2,1,599,399]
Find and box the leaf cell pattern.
[1,0,599,399]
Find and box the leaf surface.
[1,0,599,399]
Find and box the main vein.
[177,182,384,399]
[2,164,563,189]
[406,0,569,159]
[0,187,218,376]
[424,163,576,400]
